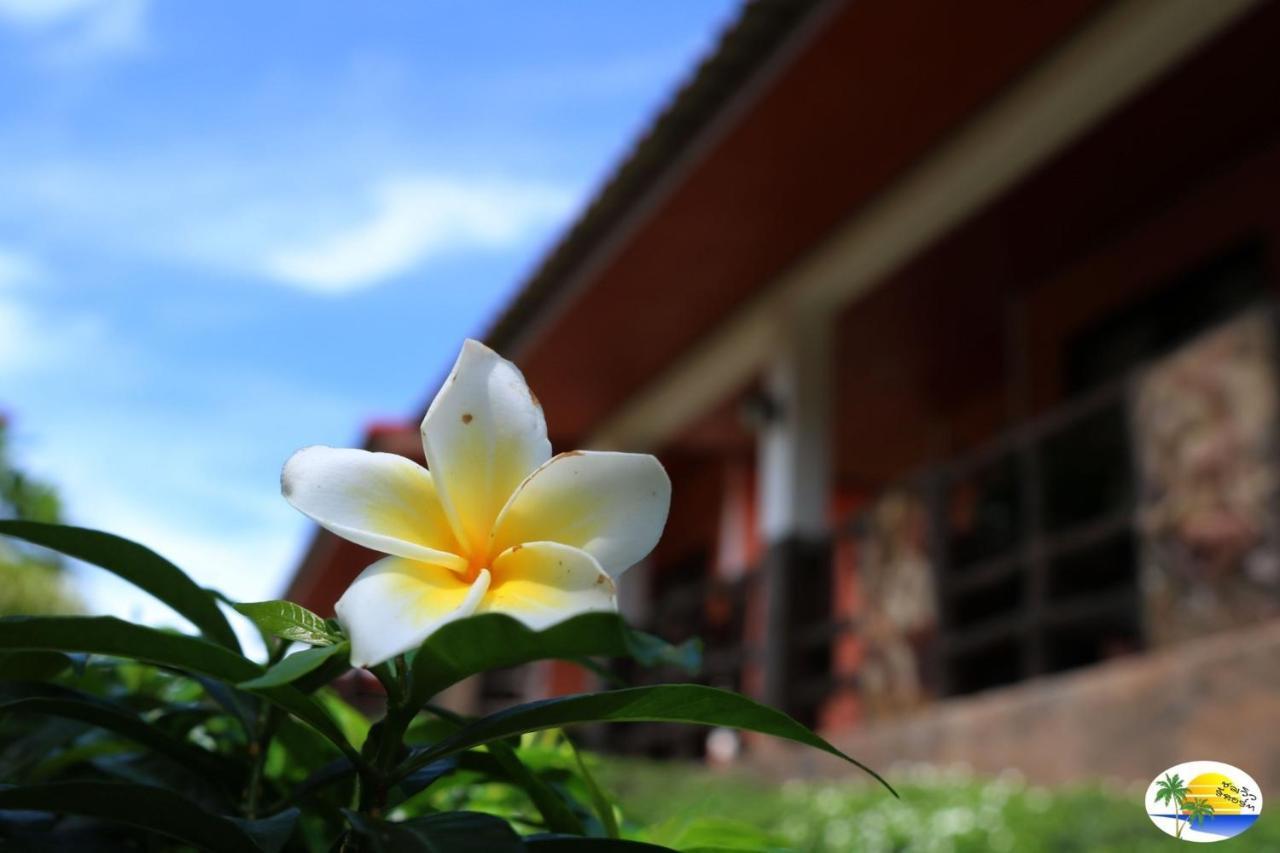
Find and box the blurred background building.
[287,0,1280,788]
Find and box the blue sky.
[0,0,738,633]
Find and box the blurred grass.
[597,759,1280,852]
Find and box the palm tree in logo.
[1154,773,1190,838]
[1183,796,1216,836]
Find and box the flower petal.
[480,541,616,630]
[420,339,551,559]
[282,446,466,571]
[491,451,670,577]
[334,556,490,668]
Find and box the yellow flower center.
[459,546,494,585]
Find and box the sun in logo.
[1146,761,1263,842]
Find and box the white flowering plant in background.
[0,340,891,851]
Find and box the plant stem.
[245,706,281,818]
[358,656,415,819]
[244,639,290,818]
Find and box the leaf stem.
[244,705,281,819]
[356,656,415,821]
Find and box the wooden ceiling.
[504,0,1105,448]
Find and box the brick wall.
[745,618,1280,791]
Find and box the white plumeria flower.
[282,339,671,668]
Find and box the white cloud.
[0,0,103,26]
[0,0,148,65]
[263,177,573,293]
[0,158,574,294]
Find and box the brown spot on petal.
[562,450,584,458]
[461,413,474,424]
[529,388,542,409]
[595,575,605,585]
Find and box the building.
[286,0,1280,786]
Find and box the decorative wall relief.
[855,489,939,717]
[1133,311,1280,646]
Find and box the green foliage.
[240,642,351,690]
[0,424,80,616]
[235,600,344,647]
[600,762,1280,852]
[404,612,701,712]
[0,614,357,761]
[396,686,888,793]
[569,737,621,839]
[0,424,61,524]
[524,840,676,851]
[0,685,242,786]
[0,782,297,853]
[0,560,81,616]
[0,521,239,650]
[0,522,888,850]
[345,810,525,852]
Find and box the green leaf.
[566,656,626,688]
[314,685,371,748]
[661,816,790,852]
[0,716,87,779]
[0,614,254,678]
[623,631,701,673]
[233,600,342,646]
[0,685,241,788]
[0,650,74,681]
[524,838,676,852]
[391,744,582,837]
[191,672,256,733]
[238,642,350,690]
[87,753,236,815]
[0,615,359,763]
[406,613,697,711]
[150,704,226,738]
[394,756,458,801]
[567,738,619,839]
[0,520,240,652]
[345,809,524,853]
[0,781,275,852]
[285,647,348,690]
[275,716,344,775]
[292,650,353,693]
[398,685,894,796]
[485,740,585,836]
[228,808,301,853]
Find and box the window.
[935,241,1270,695]
[937,388,1140,695]
[1065,241,1267,394]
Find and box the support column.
[756,306,834,721]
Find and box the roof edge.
[482,0,838,361]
